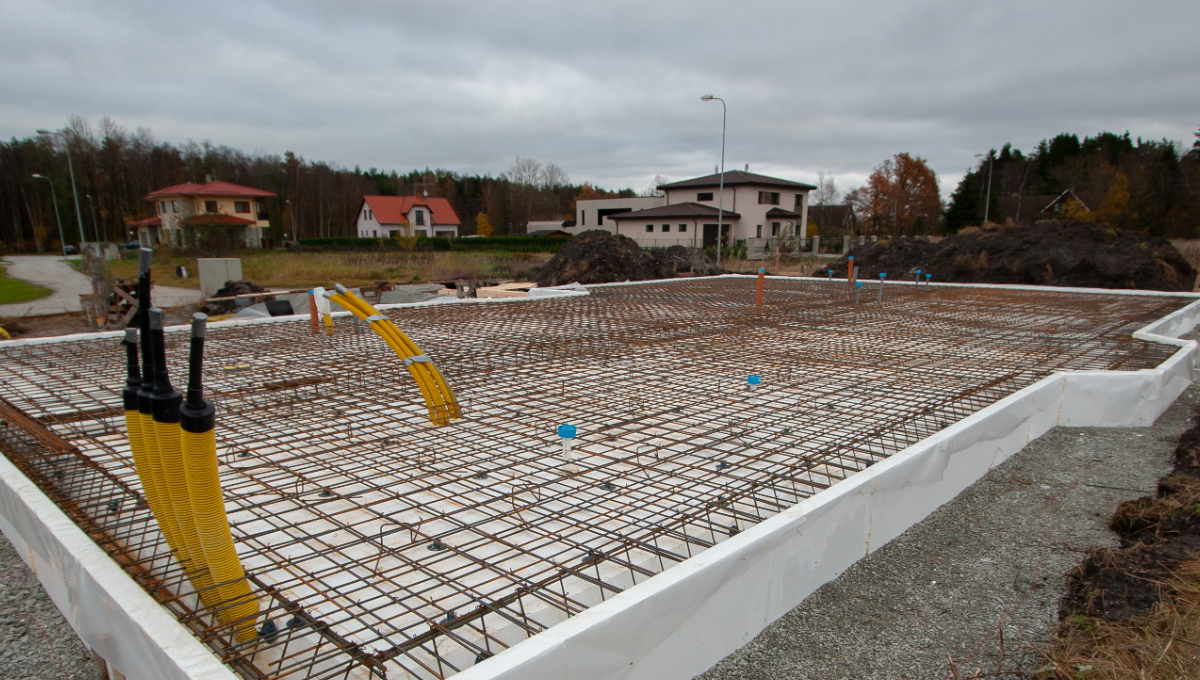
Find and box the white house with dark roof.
[569,170,815,249]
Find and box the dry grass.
[1040,559,1200,679]
[107,251,553,290]
[722,255,837,277]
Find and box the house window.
[234,201,250,213]
[372,230,377,237]
[772,222,780,236]
[756,225,763,238]
[414,210,425,226]
[697,192,713,201]
[758,191,780,205]
[678,223,687,232]
[645,224,654,232]
[415,229,427,238]
[795,194,804,209]
[582,212,586,225]
[661,224,670,232]
[205,200,218,213]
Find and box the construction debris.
[823,221,1197,291]
[204,280,269,315]
[653,245,723,277]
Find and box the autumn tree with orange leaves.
[849,153,941,236]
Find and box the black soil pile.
[1059,418,1200,622]
[536,230,719,286]
[205,280,268,315]
[823,221,1196,292]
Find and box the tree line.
[0,116,634,253]
[944,129,1200,236]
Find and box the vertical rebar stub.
[138,247,153,274]
[191,313,207,338]
[148,307,165,330]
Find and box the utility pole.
[701,95,727,266]
[37,129,86,249]
[975,152,995,224]
[32,174,67,256]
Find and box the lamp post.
[37,129,86,249]
[285,199,297,243]
[700,95,727,266]
[974,152,994,225]
[86,194,102,242]
[32,174,68,256]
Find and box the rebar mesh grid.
[0,278,1188,680]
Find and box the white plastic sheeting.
[0,279,1196,680]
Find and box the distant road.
[0,255,200,318]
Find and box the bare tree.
[509,157,542,186]
[644,175,668,197]
[540,163,568,191]
[815,171,839,206]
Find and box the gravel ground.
[0,255,199,317]
[0,537,99,680]
[699,383,1199,680]
[0,384,1194,680]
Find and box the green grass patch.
[0,265,54,305]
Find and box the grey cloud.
[1,0,1196,195]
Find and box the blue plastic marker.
[827,269,833,281]
[915,269,922,285]
[925,272,932,290]
[747,375,762,389]
[878,272,886,303]
[855,280,863,305]
[558,425,578,471]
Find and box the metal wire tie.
[404,354,432,366]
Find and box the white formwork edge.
[0,278,1197,680]
[454,288,1200,680]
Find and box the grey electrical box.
[197,258,243,298]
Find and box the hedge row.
[297,235,571,253]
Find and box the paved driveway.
[0,255,200,318]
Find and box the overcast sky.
[2,0,1197,198]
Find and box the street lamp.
[974,152,994,225]
[86,194,102,242]
[700,95,727,266]
[32,174,68,256]
[37,129,87,250]
[285,199,297,243]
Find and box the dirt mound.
[652,245,722,276]
[535,230,665,286]
[821,222,1196,292]
[206,280,268,315]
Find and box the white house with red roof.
[356,195,461,239]
[137,180,276,248]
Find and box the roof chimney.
[204,174,212,183]
[744,164,749,172]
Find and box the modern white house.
[565,196,667,235]
[356,195,461,239]
[570,170,815,249]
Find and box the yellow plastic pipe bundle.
[327,284,461,426]
[130,252,210,605]
[179,313,259,642]
[147,308,221,611]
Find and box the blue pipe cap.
[758,268,765,274]
[926,273,932,279]
[856,281,863,287]
[848,255,854,260]
[557,424,577,439]
[747,375,762,386]
[915,269,922,274]
[827,270,833,274]
[879,273,887,278]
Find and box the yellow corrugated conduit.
[327,284,461,426]
[148,307,221,611]
[127,251,259,641]
[131,253,200,597]
[180,313,259,641]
